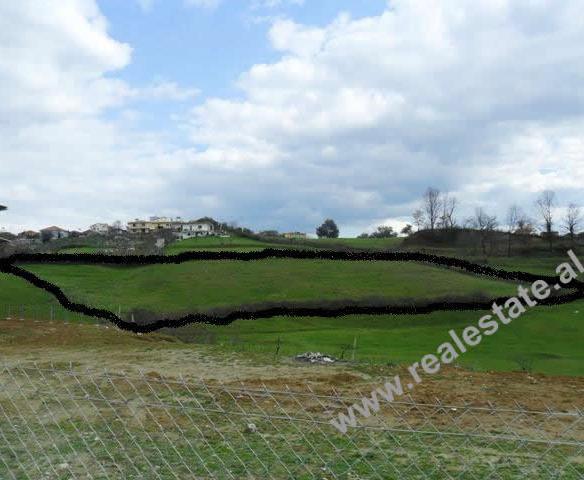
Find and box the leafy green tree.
[316,219,339,238]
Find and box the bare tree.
[505,205,523,257]
[470,207,498,257]
[563,203,581,243]
[439,194,457,229]
[535,190,556,251]
[515,216,536,247]
[412,208,425,232]
[423,187,441,231]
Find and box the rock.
[245,423,258,434]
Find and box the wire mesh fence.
[0,362,583,479]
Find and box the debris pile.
[295,352,337,364]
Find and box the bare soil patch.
[2,318,583,412]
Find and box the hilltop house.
[180,219,216,239]
[89,223,110,234]
[127,216,217,238]
[283,232,308,240]
[127,217,184,234]
[40,226,69,241]
[14,231,40,246]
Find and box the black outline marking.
[1,249,582,334]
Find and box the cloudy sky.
[1,0,583,236]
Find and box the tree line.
[411,187,581,253]
[314,187,581,252]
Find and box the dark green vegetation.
[1,234,583,375]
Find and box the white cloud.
[0,1,203,231]
[2,0,584,235]
[0,0,132,124]
[182,0,584,231]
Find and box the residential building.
[89,223,110,234]
[127,219,151,234]
[127,216,212,236]
[40,226,69,241]
[127,217,181,234]
[15,231,40,246]
[18,230,39,240]
[283,232,308,240]
[180,219,216,239]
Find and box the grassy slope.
[0,273,56,306]
[205,299,584,375]
[2,236,582,376]
[167,235,405,254]
[19,259,516,312]
[165,236,276,254]
[487,256,569,276]
[312,237,404,249]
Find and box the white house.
[180,219,216,239]
[89,223,110,234]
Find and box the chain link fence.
[1,362,583,479]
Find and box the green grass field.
[199,299,584,375]
[164,236,277,254]
[166,235,404,254]
[2,236,583,376]
[487,256,569,275]
[306,236,404,249]
[17,259,516,312]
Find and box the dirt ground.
[2,317,584,412]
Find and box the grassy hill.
[18,259,516,313]
[165,235,277,254]
[166,235,405,253]
[2,234,582,376]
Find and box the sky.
[0,0,583,236]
